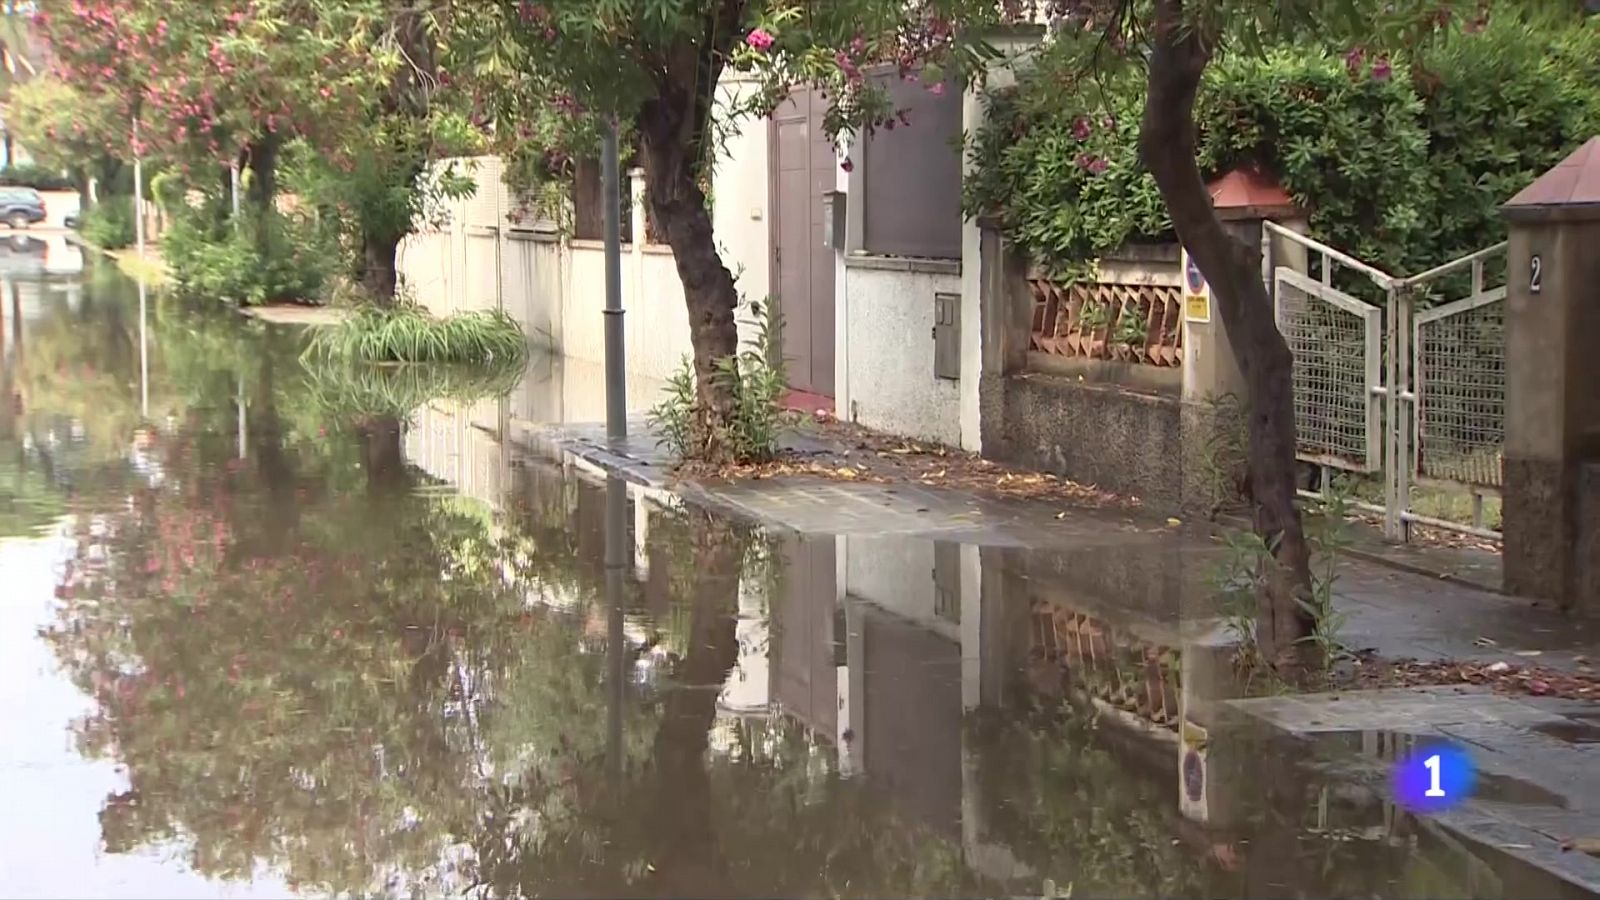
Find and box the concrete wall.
[841,257,963,446]
[711,76,772,305]
[401,75,771,390]
[38,191,80,230]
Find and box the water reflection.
[0,264,1591,898]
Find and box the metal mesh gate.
[1409,247,1508,493]
[1264,223,1507,543]
[1275,269,1382,472]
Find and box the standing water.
[0,264,1592,898]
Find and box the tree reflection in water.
[29,266,1505,900]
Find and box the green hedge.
[80,196,135,250]
[162,208,335,306]
[964,14,1600,280]
[0,164,76,192]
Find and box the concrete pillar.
[1175,166,1309,512]
[961,26,1045,453]
[1500,137,1600,613]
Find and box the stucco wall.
[38,191,80,230]
[984,371,1225,514]
[401,77,771,391]
[711,76,772,305]
[842,259,962,446]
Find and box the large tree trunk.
[360,231,402,303]
[1139,0,1313,667]
[245,132,280,214]
[638,50,742,461]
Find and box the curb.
[1216,510,1502,596]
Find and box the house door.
[770,87,836,398]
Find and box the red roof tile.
[1207,165,1296,211]
[1505,137,1600,208]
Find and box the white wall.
[711,76,772,305]
[38,190,79,230]
[842,262,962,446]
[400,72,773,394]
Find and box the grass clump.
[305,304,528,365]
[648,297,787,463]
[299,354,526,419]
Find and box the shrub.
[79,195,136,250]
[964,15,1600,278]
[648,298,788,463]
[162,209,334,305]
[303,301,529,365]
[0,164,75,192]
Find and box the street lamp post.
[601,117,626,442]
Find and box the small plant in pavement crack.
[1298,478,1356,670]
[648,297,788,463]
[1209,477,1356,683]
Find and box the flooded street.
[1,264,1592,898]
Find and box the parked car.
[0,186,46,229]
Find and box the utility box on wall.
[821,190,846,249]
[934,292,960,380]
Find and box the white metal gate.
[1264,222,1506,543]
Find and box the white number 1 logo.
[1424,754,1446,797]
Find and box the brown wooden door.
[770,87,836,397]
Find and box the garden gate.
[1262,221,1507,543]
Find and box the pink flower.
[1344,47,1365,77]
[746,28,774,51]
[840,157,854,173]
[928,81,945,97]
[1071,116,1092,140]
[1371,57,1392,82]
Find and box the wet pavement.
[2,264,1598,898]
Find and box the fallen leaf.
[1486,661,1512,673]
[836,467,858,479]
[1571,837,1600,855]
[1514,650,1543,657]
[1055,512,1067,520]
[1166,517,1182,527]
[1527,679,1552,695]
[1473,637,1499,647]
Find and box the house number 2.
[1530,255,1543,294]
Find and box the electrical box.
[933,292,960,380]
[821,190,846,249]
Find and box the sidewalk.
[515,416,1600,680]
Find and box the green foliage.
[648,298,788,464]
[79,195,136,250]
[161,207,334,305]
[1209,477,1357,679]
[304,303,528,365]
[1299,479,1355,665]
[966,14,1600,277]
[0,163,75,191]
[298,355,526,420]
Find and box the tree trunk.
[359,415,408,493]
[245,131,280,213]
[1138,0,1313,667]
[639,109,741,462]
[360,230,402,303]
[645,514,742,895]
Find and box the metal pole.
[601,118,627,441]
[132,117,145,257]
[138,277,148,419]
[230,163,241,223]
[603,474,628,784]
